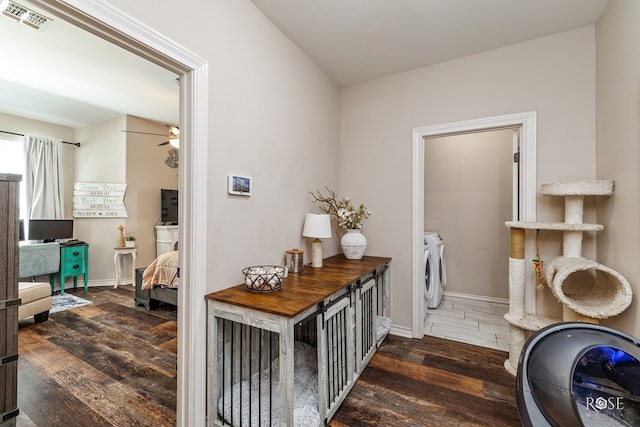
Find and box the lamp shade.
[302,213,332,239]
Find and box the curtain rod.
[0,130,81,147]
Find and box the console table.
[206,255,391,427]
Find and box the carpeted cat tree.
[503,180,632,375]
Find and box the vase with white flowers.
[310,187,371,259]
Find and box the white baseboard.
[50,279,133,292]
[443,290,508,305]
[389,324,412,338]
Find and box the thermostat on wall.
[228,174,252,196]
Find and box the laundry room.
[424,129,513,305]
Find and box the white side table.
[114,246,137,288]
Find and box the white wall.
[74,116,127,285]
[340,26,597,331]
[125,115,179,268]
[596,0,640,336]
[103,0,341,290]
[425,130,513,300]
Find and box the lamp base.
[310,239,323,268]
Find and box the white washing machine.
[424,231,446,309]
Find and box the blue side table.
[53,244,89,295]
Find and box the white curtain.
[24,135,64,219]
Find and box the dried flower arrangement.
[310,187,371,230]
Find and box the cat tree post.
[505,227,526,375]
[563,195,584,257]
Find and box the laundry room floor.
[424,295,509,351]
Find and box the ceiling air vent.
[1,0,53,30]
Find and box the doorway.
[423,129,514,350]
[25,1,208,424]
[424,129,515,301]
[411,112,537,338]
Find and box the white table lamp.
[302,213,332,268]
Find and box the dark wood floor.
[16,286,518,426]
[330,334,520,427]
[17,285,177,427]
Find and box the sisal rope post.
[510,228,525,259]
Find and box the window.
[0,135,27,221]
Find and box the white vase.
[341,229,367,259]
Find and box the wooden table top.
[206,254,391,318]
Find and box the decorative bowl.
[242,265,286,292]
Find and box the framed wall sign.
[72,182,128,217]
[228,174,252,196]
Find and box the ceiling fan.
[122,125,180,148]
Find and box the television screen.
[161,189,178,225]
[28,219,73,242]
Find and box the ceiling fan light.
[169,138,180,148]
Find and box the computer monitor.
[28,219,73,242]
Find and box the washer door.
[424,248,434,302]
[439,244,447,286]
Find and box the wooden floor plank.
[18,357,111,427]
[368,353,485,398]
[51,362,175,427]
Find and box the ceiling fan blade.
[122,130,169,137]
[157,141,170,146]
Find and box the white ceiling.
[0,0,179,129]
[0,0,610,129]
[251,0,610,86]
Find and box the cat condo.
[504,180,633,375]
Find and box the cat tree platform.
[503,179,632,375]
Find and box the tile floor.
[424,294,509,351]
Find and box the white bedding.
[377,315,392,343]
[217,341,320,427]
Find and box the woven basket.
[242,265,286,292]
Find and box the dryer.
[424,232,446,309]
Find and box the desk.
[206,255,391,426]
[114,246,137,288]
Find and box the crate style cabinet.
[0,174,21,425]
[206,255,391,426]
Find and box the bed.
[134,250,179,310]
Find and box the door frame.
[32,0,209,424]
[411,112,537,338]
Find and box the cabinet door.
[356,277,377,374]
[317,295,354,422]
